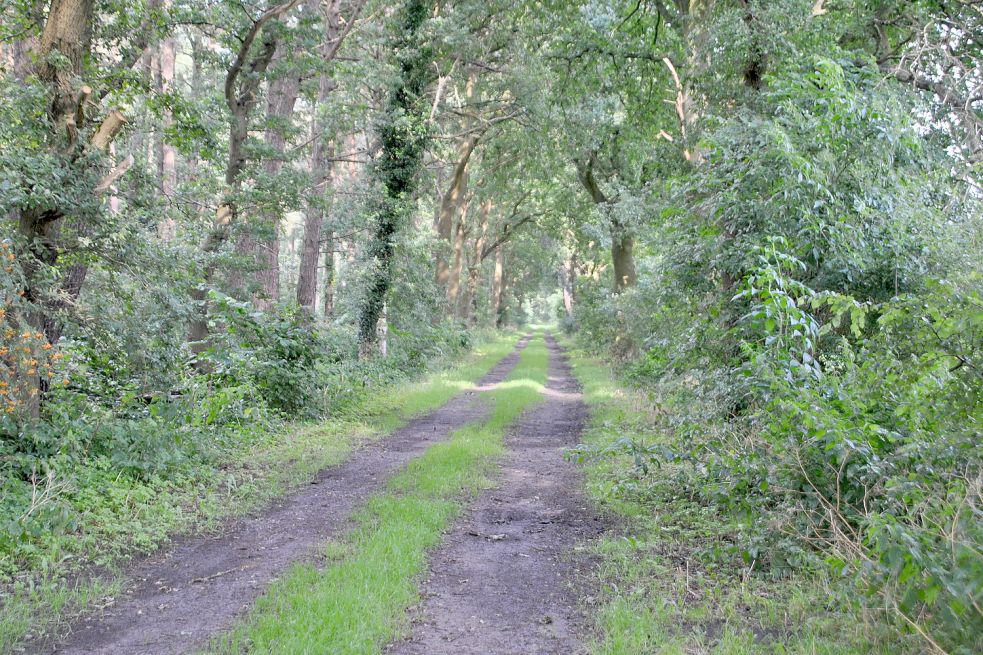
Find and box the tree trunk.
[561,253,575,317]
[358,0,434,358]
[460,198,489,322]
[435,134,479,290]
[296,133,333,312]
[14,0,127,414]
[255,70,301,309]
[188,24,280,351]
[492,246,505,328]
[2,0,42,81]
[611,223,637,292]
[37,0,94,129]
[446,199,470,313]
[578,155,637,292]
[321,233,335,318]
[158,29,178,240]
[298,0,351,313]
[19,0,99,335]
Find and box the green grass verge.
[561,340,910,655]
[0,332,521,654]
[206,336,549,654]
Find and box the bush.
[586,247,982,653]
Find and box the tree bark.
[358,0,434,358]
[254,69,302,309]
[158,29,178,240]
[435,134,480,289]
[37,0,94,129]
[321,233,335,318]
[296,140,331,312]
[460,198,489,322]
[297,0,362,313]
[610,227,636,291]
[492,246,505,328]
[446,198,470,313]
[578,154,637,292]
[188,6,288,351]
[561,253,576,318]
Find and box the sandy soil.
[387,335,608,655]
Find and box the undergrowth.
[563,339,925,655]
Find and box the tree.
[297,0,366,314]
[357,0,435,357]
[187,0,304,351]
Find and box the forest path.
[386,334,608,655]
[41,337,530,655]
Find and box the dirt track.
[41,339,529,655]
[387,334,608,655]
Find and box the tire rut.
[40,337,530,655]
[387,334,609,655]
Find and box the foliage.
[565,7,981,653]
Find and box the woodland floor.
[386,336,609,655]
[34,334,611,655]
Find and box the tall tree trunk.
[298,0,362,313]
[561,253,576,318]
[434,134,479,290]
[254,70,301,309]
[492,246,505,328]
[357,0,434,358]
[188,15,283,351]
[19,0,99,341]
[610,223,636,291]
[15,0,131,412]
[158,29,178,239]
[460,198,489,322]
[446,198,470,313]
[321,233,335,318]
[297,0,355,316]
[2,0,43,81]
[297,138,333,311]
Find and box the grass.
[560,339,914,655]
[0,331,522,654]
[206,336,549,654]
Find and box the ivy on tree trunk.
[357,0,434,358]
